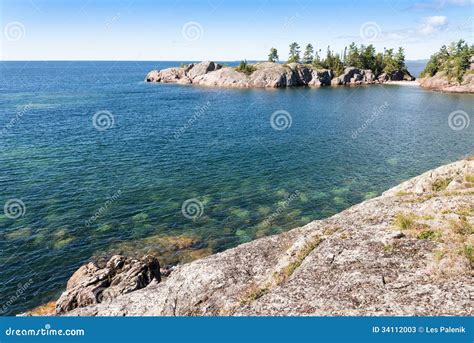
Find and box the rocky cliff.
[145,61,414,88]
[56,158,473,316]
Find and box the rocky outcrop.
[331,68,414,86]
[145,61,222,85]
[61,158,473,316]
[419,56,474,93]
[418,72,474,93]
[55,255,160,314]
[193,67,250,88]
[145,61,397,88]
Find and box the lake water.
[0,61,472,315]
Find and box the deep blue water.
[0,61,472,315]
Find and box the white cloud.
[417,16,448,35]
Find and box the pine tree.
[346,42,361,68]
[303,44,314,64]
[268,48,279,62]
[395,47,406,71]
[288,42,301,63]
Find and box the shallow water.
[0,61,472,315]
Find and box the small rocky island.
[146,42,415,88]
[29,158,473,316]
[146,61,414,89]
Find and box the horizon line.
[0,59,430,62]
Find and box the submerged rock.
[55,254,160,314]
[62,158,474,316]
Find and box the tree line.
[267,42,408,77]
[420,39,473,83]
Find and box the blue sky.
[1,0,472,60]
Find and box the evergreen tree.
[360,44,376,70]
[268,48,279,62]
[374,52,384,76]
[382,48,398,75]
[313,50,322,66]
[303,44,314,64]
[395,47,406,71]
[346,42,361,68]
[288,42,301,63]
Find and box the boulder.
[193,67,250,88]
[187,61,222,80]
[308,69,333,87]
[362,69,375,83]
[333,67,374,85]
[293,65,313,85]
[339,67,361,84]
[56,255,160,314]
[249,62,289,88]
[377,73,388,83]
[145,70,161,82]
[145,67,188,83]
[386,70,415,81]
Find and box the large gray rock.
[333,67,377,85]
[362,69,375,83]
[193,67,250,88]
[56,255,160,314]
[187,61,222,80]
[145,67,190,84]
[339,67,361,84]
[308,69,333,86]
[63,159,474,316]
[248,62,290,88]
[378,73,389,83]
[389,70,414,81]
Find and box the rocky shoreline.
[145,61,415,89]
[418,72,474,93]
[31,158,474,316]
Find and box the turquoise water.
[0,61,472,315]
